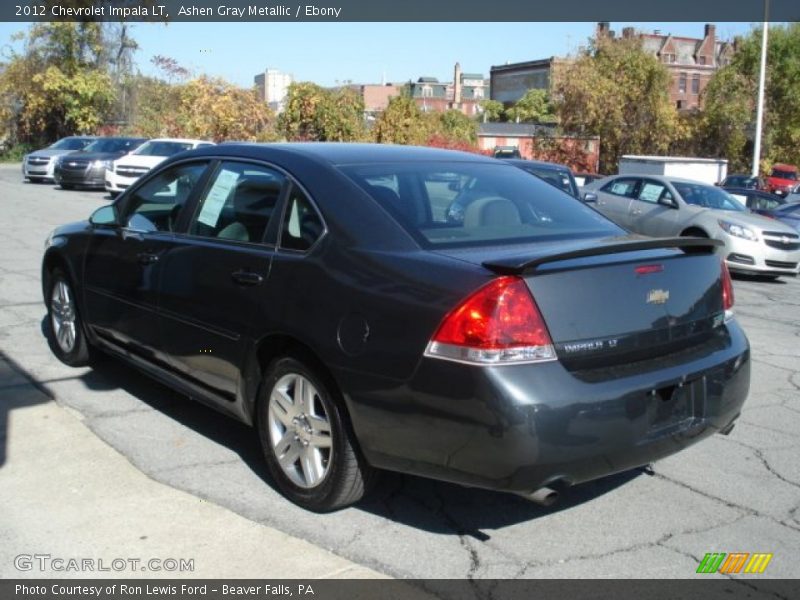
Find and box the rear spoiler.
[482,237,722,275]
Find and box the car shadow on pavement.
[0,350,54,469]
[39,318,642,533]
[732,273,787,284]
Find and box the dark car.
[504,158,580,198]
[719,174,763,190]
[724,187,796,216]
[493,146,522,159]
[42,143,750,512]
[760,202,800,233]
[54,137,148,190]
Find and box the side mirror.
[89,204,118,227]
[582,192,598,203]
[658,197,678,209]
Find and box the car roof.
[772,163,797,171]
[147,138,211,144]
[503,158,570,171]
[188,142,499,165]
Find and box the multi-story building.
[254,68,294,113]
[351,84,404,118]
[408,63,488,116]
[597,22,735,111]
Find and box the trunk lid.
[436,235,725,370]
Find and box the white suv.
[105,138,214,196]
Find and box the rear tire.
[256,356,375,511]
[46,268,91,367]
[60,183,75,190]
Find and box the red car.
[764,163,798,196]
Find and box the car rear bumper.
[343,320,750,494]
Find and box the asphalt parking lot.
[1,162,798,581]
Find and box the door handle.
[631,208,642,215]
[231,270,264,286]
[137,252,159,265]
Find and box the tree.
[373,95,430,145]
[175,76,276,142]
[554,35,682,173]
[278,82,366,142]
[434,109,478,144]
[701,23,800,172]
[505,89,556,124]
[0,23,116,144]
[478,99,504,122]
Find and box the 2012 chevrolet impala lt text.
[41,144,750,511]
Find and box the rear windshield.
[134,141,194,157]
[340,161,621,248]
[673,182,746,212]
[771,169,798,181]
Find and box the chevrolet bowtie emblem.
[647,289,670,304]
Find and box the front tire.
[46,268,91,366]
[256,357,375,511]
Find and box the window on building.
[676,100,683,110]
[699,56,707,65]
[679,74,687,94]
[692,77,700,95]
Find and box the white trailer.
[618,155,728,186]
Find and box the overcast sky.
[0,21,758,87]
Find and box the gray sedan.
[584,174,800,277]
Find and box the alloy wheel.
[50,280,77,354]
[267,373,333,488]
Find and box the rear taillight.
[425,276,556,365]
[721,261,734,321]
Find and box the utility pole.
[752,0,769,178]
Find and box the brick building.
[350,84,403,118]
[597,22,735,111]
[477,123,600,173]
[408,63,488,116]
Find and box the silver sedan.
[583,174,800,278]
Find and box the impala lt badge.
[647,289,670,304]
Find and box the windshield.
[83,138,142,153]
[520,165,578,198]
[771,169,798,181]
[134,141,193,157]
[341,161,621,248]
[672,182,747,212]
[50,138,92,150]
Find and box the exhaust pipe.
[519,486,559,507]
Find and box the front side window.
[123,162,208,232]
[521,166,578,198]
[189,162,285,243]
[342,162,620,248]
[280,188,324,251]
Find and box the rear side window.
[189,162,285,244]
[602,178,639,198]
[280,187,324,251]
[341,162,620,248]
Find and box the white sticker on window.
[198,169,239,228]
[639,183,664,203]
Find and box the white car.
[105,138,214,196]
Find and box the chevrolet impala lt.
[41,144,750,511]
